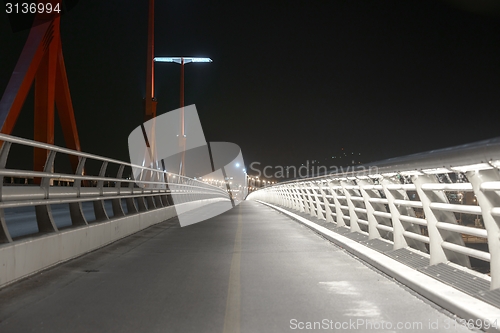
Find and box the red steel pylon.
[0,1,81,173]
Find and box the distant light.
[154,57,213,64]
[236,163,240,167]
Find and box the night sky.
[1,0,500,177]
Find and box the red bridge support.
[0,1,81,173]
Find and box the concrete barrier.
[0,205,176,288]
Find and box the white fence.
[0,133,230,287]
[248,137,500,290]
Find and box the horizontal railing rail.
[0,133,230,243]
[248,137,500,290]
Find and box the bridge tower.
[0,0,81,173]
[144,0,157,122]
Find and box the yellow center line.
[222,211,242,333]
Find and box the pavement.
[0,201,477,332]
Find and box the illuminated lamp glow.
[154,57,213,64]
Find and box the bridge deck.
[0,201,474,332]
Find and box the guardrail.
[0,132,230,243]
[248,137,500,290]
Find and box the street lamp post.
[154,57,212,175]
[145,0,157,122]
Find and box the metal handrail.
[275,136,500,184]
[248,136,500,290]
[0,133,229,244]
[0,133,159,173]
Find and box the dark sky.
[1,0,500,176]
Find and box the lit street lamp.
[153,57,212,175]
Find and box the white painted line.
[256,200,500,331]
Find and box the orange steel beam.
[179,58,185,175]
[0,21,52,135]
[33,17,58,173]
[55,43,81,172]
[0,1,82,175]
[144,0,157,122]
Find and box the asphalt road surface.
[0,201,477,332]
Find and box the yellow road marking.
[222,211,242,333]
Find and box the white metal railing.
[0,133,230,243]
[248,137,500,290]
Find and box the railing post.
[35,150,59,233]
[292,186,300,210]
[282,187,290,208]
[328,180,345,226]
[312,182,325,220]
[358,178,382,240]
[284,186,294,210]
[272,187,279,206]
[274,187,280,206]
[294,185,305,213]
[0,141,13,243]
[340,179,361,232]
[308,183,318,218]
[286,186,295,209]
[112,165,125,217]
[300,185,310,215]
[381,177,408,249]
[165,179,174,206]
[302,186,310,212]
[272,187,278,206]
[153,171,163,208]
[161,192,169,207]
[160,171,169,207]
[307,183,318,217]
[382,177,427,252]
[413,174,470,267]
[290,186,298,209]
[146,193,156,209]
[69,156,88,226]
[93,161,109,221]
[126,181,139,214]
[137,196,148,212]
[467,168,500,289]
[318,181,334,223]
